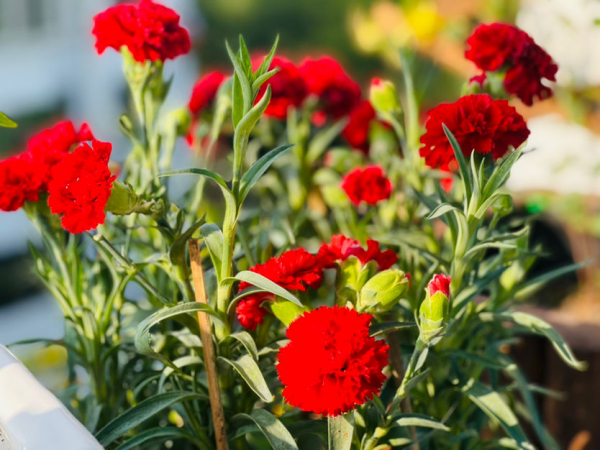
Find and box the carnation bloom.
[428,273,451,297]
[27,121,93,189]
[236,248,324,330]
[253,56,307,119]
[341,165,392,206]
[419,94,530,168]
[48,140,116,234]
[342,100,376,152]
[277,306,389,416]
[299,57,361,124]
[465,23,558,106]
[0,155,42,212]
[92,0,191,63]
[317,234,397,270]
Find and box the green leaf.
[483,311,587,370]
[464,381,535,450]
[225,270,302,307]
[232,73,244,128]
[135,303,220,366]
[200,223,224,282]
[0,111,17,128]
[513,262,586,300]
[238,35,253,79]
[219,354,274,402]
[169,216,205,269]
[446,349,509,370]
[369,321,417,337]
[306,119,348,165]
[401,368,430,398]
[226,331,259,361]
[395,414,449,432]
[252,68,279,92]
[115,427,201,450]
[95,392,203,446]
[483,148,523,199]
[239,144,294,202]
[427,202,460,220]
[228,287,270,312]
[270,299,306,326]
[442,124,472,201]
[233,85,272,165]
[226,40,252,115]
[328,412,354,450]
[232,409,298,450]
[254,35,279,80]
[463,242,518,259]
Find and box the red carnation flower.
[299,57,361,124]
[235,294,270,331]
[236,248,324,330]
[419,94,530,168]
[188,72,227,115]
[277,306,389,416]
[465,23,557,106]
[253,56,307,119]
[0,155,42,212]
[27,121,93,190]
[428,273,451,297]
[342,100,376,152]
[317,234,397,270]
[341,165,392,206]
[93,0,191,63]
[48,140,116,234]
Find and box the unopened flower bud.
[358,269,409,312]
[369,78,402,116]
[419,273,451,343]
[105,180,140,216]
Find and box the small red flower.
[236,248,324,330]
[465,23,557,106]
[428,273,451,297]
[235,295,270,331]
[317,234,397,270]
[48,140,116,234]
[342,100,376,152]
[0,155,42,212]
[299,57,361,124]
[341,165,392,206]
[93,0,191,63]
[277,306,389,416]
[419,94,530,168]
[188,72,227,115]
[253,56,307,119]
[27,121,93,190]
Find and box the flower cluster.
[419,94,530,168]
[0,121,93,212]
[341,165,392,205]
[93,0,191,63]
[236,248,324,330]
[48,140,116,234]
[317,234,397,270]
[277,306,389,416]
[466,23,558,106]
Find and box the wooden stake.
[188,239,229,450]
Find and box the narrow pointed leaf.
[96,392,204,446]
[0,111,17,128]
[395,414,449,432]
[370,321,417,337]
[232,409,298,450]
[169,216,205,268]
[443,124,472,200]
[225,270,302,307]
[219,354,274,402]
[427,203,460,220]
[115,427,201,450]
[200,223,224,282]
[464,381,535,450]
[239,144,294,202]
[483,148,523,199]
[226,331,259,361]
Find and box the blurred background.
[1,0,599,448]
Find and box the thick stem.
[189,239,229,450]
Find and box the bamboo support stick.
[188,239,229,450]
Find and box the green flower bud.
[419,274,451,344]
[369,78,402,116]
[335,257,378,306]
[105,180,162,218]
[358,269,409,312]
